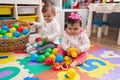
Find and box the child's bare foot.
[70,61,79,68]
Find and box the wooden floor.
[90,27,120,52]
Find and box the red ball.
[18,25,24,33]
[35,37,42,42]
[44,57,53,65]
[8,23,12,28]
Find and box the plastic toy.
[44,57,53,65]
[22,29,29,35]
[64,68,77,79]
[52,62,61,70]
[69,48,78,58]
[73,0,81,9]
[38,55,45,62]
[10,27,16,33]
[43,51,50,57]
[62,0,72,9]
[13,23,19,29]
[49,54,56,61]
[64,56,73,65]
[52,48,58,55]
[45,48,52,54]
[13,31,20,37]
[55,54,64,62]
[42,39,47,45]
[31,54,38,62]
[17,25,24,33]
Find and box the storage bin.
[0,20,30,52]
[18,15,38,22]
[0,5,14,15]
[0,15,15,20]
[18,6,37,15]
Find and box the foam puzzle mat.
[0,45,120,80]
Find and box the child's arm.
[29,22,43,29]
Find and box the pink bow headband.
[68,12,83,22]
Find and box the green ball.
[44,51,50,57]
[13,23,19,29]
[1,30,7,35]
[38,55,45,62]
[42,39,47,45]
[20,34,24,37]
[45,48,52,54]
[0,29,2,34]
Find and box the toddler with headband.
[61,12,90,67]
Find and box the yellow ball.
[52,48,58,55]
[6,33,13,38]
[0,34,2,38]
[10,27,16,33]
[49,54,56,61]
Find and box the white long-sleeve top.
[61,29,90,53]
[34,19,60,44]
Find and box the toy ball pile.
[0,23,29,38]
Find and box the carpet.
[0,45,120,80]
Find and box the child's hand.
[29,22,34,26]
[70,61,79,68]
[44,37,49,42]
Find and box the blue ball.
[55,54,64,62]
[22,29,29,35]
[2,25,8,30]
[6,28,10,32]
[13,31,20,37]
[2,35,8,38]
[31,54,38,62]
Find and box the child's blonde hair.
[42,1,56,15]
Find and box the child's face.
[43,9,55,23]
[67,23,81,35]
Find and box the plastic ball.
[20,34,24,37]
[44,51,50,57]
[10,27,16,33]
[1,30,7,35]
[31,54,38,62]
[13,23,19,29]
[55,54,64,62]
[49,54,56,61]
[42,39,47,45]
[13,31,20,37]
[6,33,13,38]
[8,23,13,28]
[6,28,10,32]
[18,25,24,33]
[0,34,2,38]
[52,48,58,55]
[45,48,52,54]
[0,29,2,34]
[44,57,53,65]
[2,35,8,38]
[22,29,29,35]
[38,55,45,63]
[2,25,8,30]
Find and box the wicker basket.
[0,20,30,52]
